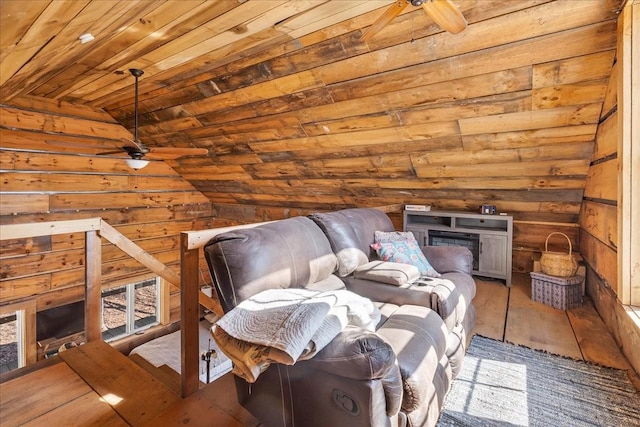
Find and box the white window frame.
[618,0,639,306]
[0,300,36,369]
[101,277,161,342]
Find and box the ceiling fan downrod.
[129,68,144,147]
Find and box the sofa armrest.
[303,326,403,417]
[422,246,473,275]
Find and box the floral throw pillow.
[371,240,441,278]
[374,230,418,243]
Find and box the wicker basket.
[540,232,578,277]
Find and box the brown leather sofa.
[309,208,476,377]
[204,209,476,427]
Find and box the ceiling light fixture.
[124,158,150,170]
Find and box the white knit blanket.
[212,288,380,383]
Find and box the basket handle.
[544,232,572,255]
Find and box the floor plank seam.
[501,286,510,342]
[566,310,586,361]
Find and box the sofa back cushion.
[204,216,340,313]
[309,208,395,277]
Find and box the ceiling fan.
[96,68,208,169]
[360,0,467,42]
[48,69,208,169]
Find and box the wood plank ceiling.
[0,0,624,222]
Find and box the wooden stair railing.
[0,217,221,396]
[99,221,221,315]
[2,205,405,397]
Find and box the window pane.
[102,286,127,341]
[0,312,19,373]
[134,280,157,330]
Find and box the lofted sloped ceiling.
[0,0,623,221]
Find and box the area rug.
[438,335,640,426]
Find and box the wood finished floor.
[473,273,636,378]
[1,272,636,426]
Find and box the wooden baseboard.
[585,266,640,377]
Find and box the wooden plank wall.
[579,59,618,296]
[578,1,640,376]
[0,2,626,310]
[98,0,621,273]
[0,97,214,327]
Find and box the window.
[0,311,21,373]
[101,277,160,341]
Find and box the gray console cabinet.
[403,210,513,286]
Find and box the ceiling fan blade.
[96,150,128,156]
[120,137,146,152]
[360,0,408,42]
[146,147,209,156]
[140,146,209,159]
[143,153,201,160]
[422,0,467,34]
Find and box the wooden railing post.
[85,229,102,342]
[180,232,200,397]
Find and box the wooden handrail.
[98,221,181,286]
[98,221,221,315]
[182,220,274,250]
[0,218,101,239]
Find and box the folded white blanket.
[212,288,380,382]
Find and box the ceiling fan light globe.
[124,158,150,170]
[422,0,467,34]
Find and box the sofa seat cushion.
[305,274,347,292]
[353,261,420,285]
[375,301,401,327]
[343,274,474,333]
[376,305,450,420]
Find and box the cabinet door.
[478,234,507,276]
